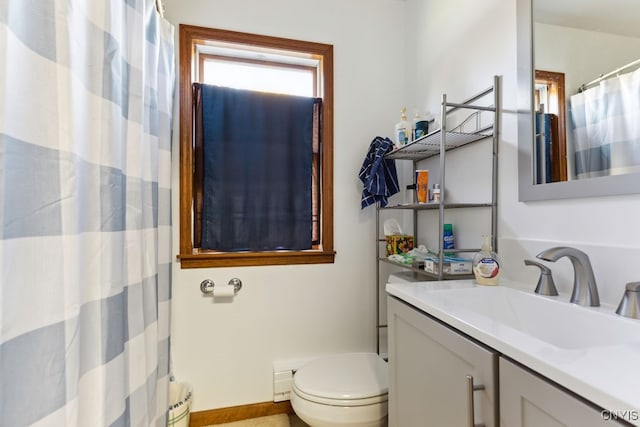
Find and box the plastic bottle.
[395,108,409,146]
[473,235,501,285]
[415,170,429,203]
[412,111,429,140]
[432,184,441,203]
[443,223,454,256]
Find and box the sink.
[407,284,640,350]
[386,280,640,418]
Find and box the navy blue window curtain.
[193,83,320,251]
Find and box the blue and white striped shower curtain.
[0,1,174,426]
[569,67,640,179]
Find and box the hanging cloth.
[194,84,318,251]
[570,67,640,179]
[0,1,174,425]
[359,136,400,208]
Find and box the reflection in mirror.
[535,0,640,183]
[534,69,566,183]
[517,0,640,201]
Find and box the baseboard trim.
[190,400,293,426]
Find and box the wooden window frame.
[535,69,568,182]
[177,25,335,268]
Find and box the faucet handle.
[524,259,559,296]
[616,282,640,320]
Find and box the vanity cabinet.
[387,296,499,427]
[388,294,630,427]
[500,358,616,427]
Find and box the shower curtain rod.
[578,57,640,93]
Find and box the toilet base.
[291,391,387,427]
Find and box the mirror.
[517,0,640,201]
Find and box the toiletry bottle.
[473,235,501,285]
[432,184,441,203]
[395,108,409,147]
[415,170,429,203]
[412,111,429,140]
[443,223,454,256]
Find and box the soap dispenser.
[473,235,501,285]
[394,108,409,147]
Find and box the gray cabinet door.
[387,296,498,427]
[500,357,616,427]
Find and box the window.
[200,55,316,97]
[178,25,334,268]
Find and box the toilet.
[290,352,388,427]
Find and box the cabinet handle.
[466,374,486,427]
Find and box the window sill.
[177,249,336,269]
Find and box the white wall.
[404,0,640,307]
[402,0,516,258]
[163,0,407,411]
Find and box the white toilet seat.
[292,352,388,404]
[292,383,387,407]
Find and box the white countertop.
[386,279,640,425]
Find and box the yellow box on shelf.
[385,235,414,256]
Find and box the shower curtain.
[569,67,640,179]
[0,1,175,426]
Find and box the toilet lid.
[293,353,388,401]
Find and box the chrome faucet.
[616,282,640,319]
[536,247,600,307]
[524,259,558,296]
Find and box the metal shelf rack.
[376,76,501,354]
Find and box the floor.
[288,413,309,427]
[206,413,309,426]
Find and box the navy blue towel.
[359,137,400,208]
[197,84,316,251]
